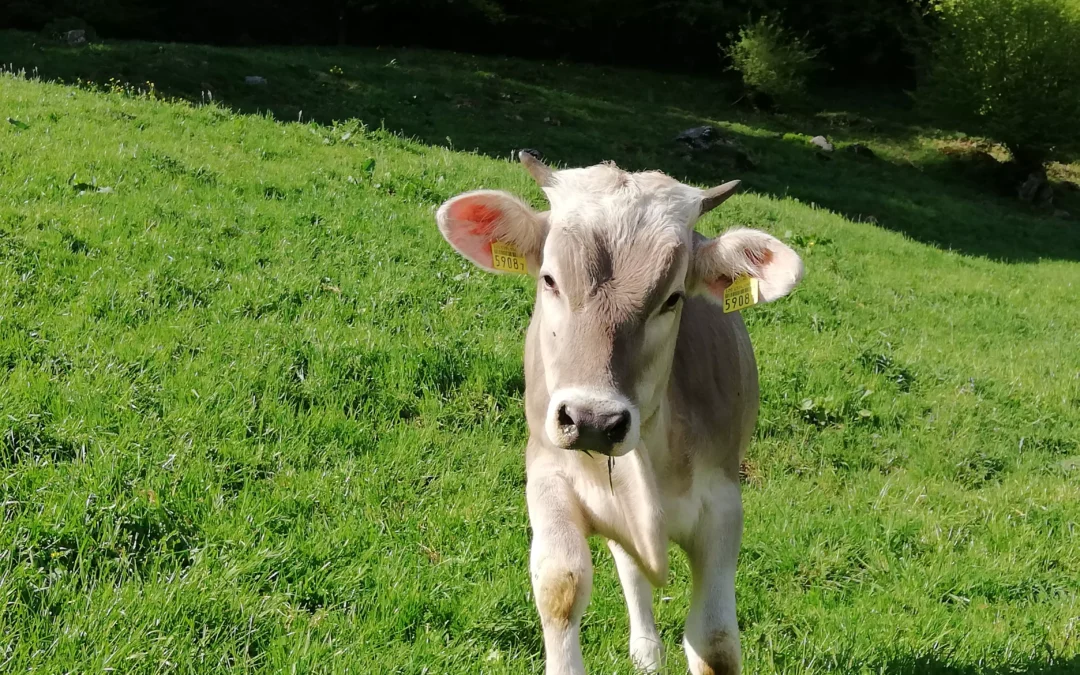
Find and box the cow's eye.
[542,274,558,293]
[661,292,683,313]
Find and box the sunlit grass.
[1,34,1078,674]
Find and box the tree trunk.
[1010,145,1053,207]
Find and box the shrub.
[723,17,820,106]
[11,2,926,80]
[918,0,1080,169]
[40,16,98,42]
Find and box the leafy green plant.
[723,17,820,106]
[918,0,1080,170]
[40,16,98,42]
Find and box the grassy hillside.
[1,32,1078,674]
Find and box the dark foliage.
[917,0,1080,169]
[3,0,928,82]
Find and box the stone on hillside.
[676,126,722,150]
[675,126,756,170]
[725,142,757,170]
[810,135,834,152]
[844,143,876,159]
[1018,170,1053,207]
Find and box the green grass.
[1,31,1078,674]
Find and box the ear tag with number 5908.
[723,275,759,313]
[490,241,529,274]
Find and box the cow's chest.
[574,445,725,585]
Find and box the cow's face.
[437,154,802,456]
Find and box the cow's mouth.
[563,427,618,455]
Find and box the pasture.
[1,32,1078,673]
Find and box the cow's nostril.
[552,400,632,453]
[606,410,631,443]
[557,404,576,428]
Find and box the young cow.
[436,153,803,675]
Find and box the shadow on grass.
[725,131,1080,264]
[863,654,1080,675]
[2,31,1078,262]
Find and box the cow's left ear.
[689,227,804,303]
[436,190,548,275]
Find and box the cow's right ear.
[689,227,804,303]
[436,190,548,275]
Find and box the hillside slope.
[1,39,1078,674]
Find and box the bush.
[918,0,1080,168]
[10,2,925,81]
[724,18,820,106]
[41,16,98,42]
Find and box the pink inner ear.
[705,248,772,299]
[707,275,733,296]
[449,201,501,236]
[707,248,772,295]
[745,248,773,266]
[444,198,504,268]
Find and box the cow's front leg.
[683,481,743,675]
[528,474,593,675]
[607,539,663,672]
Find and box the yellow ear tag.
[490,241,529,275]
[722,275,759,313]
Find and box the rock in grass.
[810,135,834,152]
[675,126,756,170]
[844,143,876,159]
[65,30,87,47]
[676,126,721,150]
[1018,171,1053,207]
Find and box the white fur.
[608,539,664,672]
[692,226,805,302]
[682,481,743,675]
[437,161,804,675]
[633,266,687,419]
[543,166,702,248]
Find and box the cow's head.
[437,153,803,456]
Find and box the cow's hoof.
[630,634,663,672]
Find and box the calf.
[435,153,804,674]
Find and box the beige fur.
[435,156,804,674]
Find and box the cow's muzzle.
[546,389,639,456]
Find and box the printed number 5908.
[726,293,749,312]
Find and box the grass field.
[1,31,1079,674]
